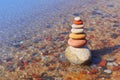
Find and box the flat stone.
[99,60,107,67]
[72,24,84,29]
[104,69,112,74]
[90,64,97,68]
[71,28,84,33]
[65,46,91,65]
[113,62,119,66]
[112,66,120,71]
[105,75,111,79]
[68,38,87,48]
[74,17,81,21]
[111,33,118,39]
[73,20,83,25]
[90,68,98,74]
[107,62,113,66]
[69,33,86,39]
[106,58,115,62]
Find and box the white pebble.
[71,28,84,33]
[106,58,115,62]
[107,62,113,66]
[71,24,84,29]
[113,62,118,66]
[104,69,112,74]
[74,17,81,21]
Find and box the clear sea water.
[0,0,92,43]
[0,0,59,41]
[0,0,93,58]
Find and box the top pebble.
[74,17,81,21]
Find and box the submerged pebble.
[104,69,112,74]
[107,62,113,66]
[106,58,115,62]
[111,33,118,39]
[112,62,118,66]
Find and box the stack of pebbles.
[65,17,91,65]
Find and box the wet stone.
[87,27,94,31]
[33,38,41,43]
[92,10,103,15]
[99,60,107,67]
[90,64,97,68]
[102,14,111,18]
[6,64,15,72]
[107,4,114,7]
[106,58,115,62]
[107,62,113,66]
[105,75,111,79]
[58,54,67,62]
[73,13,80,16]
[42,76,54,80]
[112,62,118,66]
[60,32,68,35]
[104,69,112,74]
[113,24,120,27]
[5,58,13,62]
[12,43,21,48]
[56,77,62,80]
[46,25,53,28]
[111,33,118,39]
[102,66,107,70]
[31,53,38,57]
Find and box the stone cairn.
[65,17,91,65]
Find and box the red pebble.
[98,60,106,67]
[89,68,98,74]
[112,66,120,71]
[23,61,28,67]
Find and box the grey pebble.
[104,69,112,74]
[107,62,113,66]
[106,58,115,62]
[56,77,63,80]
[90,64,97,68]
[113,62,118,66]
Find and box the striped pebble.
[71,29,84,33]
[74,17,81,21]
[72,24,84,29]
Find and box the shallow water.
[0,0,90,42]
[0,0,60,41]
[0,0,119,59]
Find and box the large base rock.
[65,46,91,65]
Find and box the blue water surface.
[0,0,59,41]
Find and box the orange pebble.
[73,20,83,25]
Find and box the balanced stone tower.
[65,17,91,65]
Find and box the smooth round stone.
[65,46,91,65]
[104,69,112,74]
[107,62,113,66]
[106,58,115,62]
[69,33,86,39]
[112,62,118,66]
[68,38,87,48]
[73,20,83,25]
[74,17,81,21]
[71,28,84,33]
[72,24,84,29]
